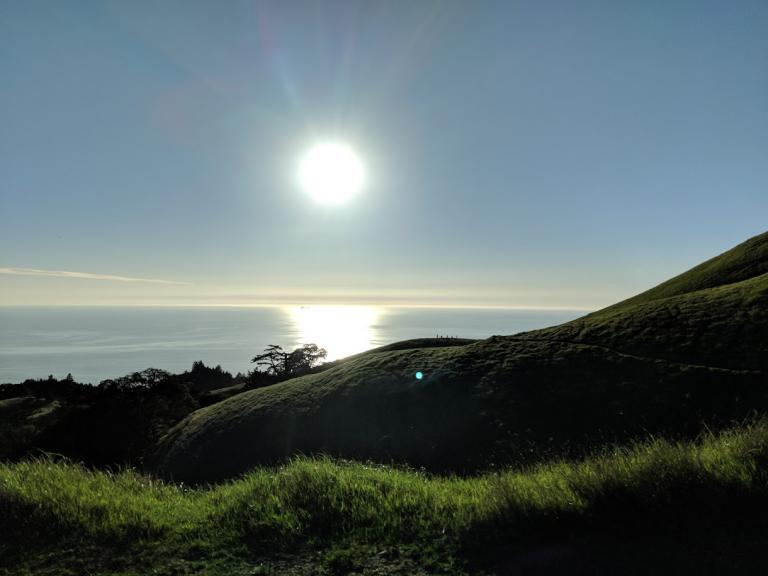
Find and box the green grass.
[4,421,768,574]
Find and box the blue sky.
[1,0,766,308]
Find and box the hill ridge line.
[619,269,768,308]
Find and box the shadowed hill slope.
[151,232,768,483]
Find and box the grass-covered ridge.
[603,230,768,309]
[521,265,768,371]
[524,231,768,371]
[4,421,768,575]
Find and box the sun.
[298,141,366,204]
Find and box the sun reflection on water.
[287,305,381,361]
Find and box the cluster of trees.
[98,363,236,395]
[0,343,329,468]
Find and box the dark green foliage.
[185,361,237,393]
[0,363,232,466]
[0,375,96,460]
[0,374,90,401]
[37,375,199,467]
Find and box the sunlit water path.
[0,306,584,384]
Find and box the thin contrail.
[0,267,190,285]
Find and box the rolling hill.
[151,232,768,483]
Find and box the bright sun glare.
[289,305,379,360]
[298,141,366,204]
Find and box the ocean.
[0,306,584,384]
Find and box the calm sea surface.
[0,306,584,384]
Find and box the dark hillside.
[151,232,768,483]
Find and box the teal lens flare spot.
[415,371,424,380]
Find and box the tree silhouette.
[251,343,327,378]
[100,367,171,392]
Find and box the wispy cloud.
[0,267,189,285]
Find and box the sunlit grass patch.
[3,420,768,574]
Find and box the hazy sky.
[2,0,766,308]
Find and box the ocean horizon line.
[0,303,596,312]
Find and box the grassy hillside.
[4,422,768,575]
[152,232,768,483]
[601,230,768,309]
[521,270,768,371]
[523,231,768,371]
